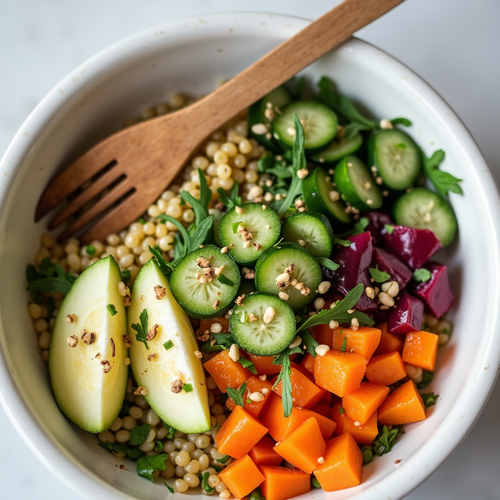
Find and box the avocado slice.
[128,260,211,433]
[49,256,128,433]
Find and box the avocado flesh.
[128,260,211,433]
[49,256,128,433]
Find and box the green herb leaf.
[311,477,322,489]
[343,122,372,140]
[218,454,231,464]
[121,269,131,282]
[201,471,215,494]
[384,224,395,235]
[226,382,247,407]
[137,454,169,481]
[183,383,194,393]
[257,152,275,173]
[131,308,149,350]
[372,425,401,456]
[338,406,345,415]
[180,169,211,225]
[238,358,258,375]
[361,445,374,464]
[421,392,439,407]
[27,262,77,294]
[119,400,132,418]
[99,441,144,460]
[316,257,339,271]
[420,148,463,197]
[154,439,163,453]
[390,117,413,127]
[417,370,434,389]
[296,284,374,332]
[162,422,176,439]
[218,274,235,287]
[369,266,390,283]
[85,244,96,256]
[107,304,117,316]
[340,338,347,352]
[273,346,303,417]
[300,330,319,357]
[164,481,175,493]
[413,268,432,282]
[217,182,242,210]
[334,237,352,247]
[129,423,151,446]
[149,245,174,277]
[163,340,174,350]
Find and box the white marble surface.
[1,0,499,499]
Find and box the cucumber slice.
[310,133,363,164]
[49,256,128,433]
[334,155,383,212]
[393,187,458,246]
[282,212,334,258]
[129,260,211,433]
[248,85,292,152]
[368,130,421,190]
[255,244,322,311]
[272,101,338,150]
[230,293,296,356]
[170,244,241,318]
[218,203,281,265]
[302,168,351,228]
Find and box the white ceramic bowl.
[1,12,500,500]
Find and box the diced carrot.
[216,406,268,459]
[310,403,330,417]
[290,361,314,381]
[365,351,406,386]
[261,393,336,442]
[312,324,333,348]
[320,391,332,405]
[330,403,378,445]
[249,435,283,466]
[246,353,282,375]
[342,382,390,424]
[274,417,326,473]
[273,366,326,409]
[378,380,426,425]
[301,353,315,375]
[313,433,363,491]
[314,350,367,397]
[259,465,310,500]
[374,322,404,355]
[218,454,264,499]
[331,326,381,360]
[402,331,439,371]
[204,350,251,393]
[197,316,230,334]
[226,376,273,418]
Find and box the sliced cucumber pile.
[255,243,322,311]
[218,203,281,265]
[368,129,421,190]
[169,244,241,318]
[230,293,296,356]
[281,212,333,257]
[393,187,458,246]
[334,155,383,212]
[310,133,363,164]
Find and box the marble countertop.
[1,0,499,498]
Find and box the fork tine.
[48,165,125,229]
[58,180,135,242]
[35,143,117,221]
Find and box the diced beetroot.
[372,247,412,290]
[366,211,393,246]
[384,225,442,270]
[410,262,455,318]
[367,307,390,325]
[387,292,424,334]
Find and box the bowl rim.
[1,11,500,500]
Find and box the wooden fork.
[36,0,404,244]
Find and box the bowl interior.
[1,12,499,500]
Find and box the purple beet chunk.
[384,225,442,270]
[372,247,412,290]
[410,262,455,318]
[387,292,424,334]
[329,232,378,313]
[365,211,393,246]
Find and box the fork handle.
[181,0,404,138]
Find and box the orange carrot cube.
[331,326,382,360]
[312,323,333,348]
[342,382,390,424]
[249,435,283,466]
[402,331,439,371]
[374,322,404,355]
[300,353,316,375]
[365,351,406,386]
[226,376,273,418]
[273,366,326,409]
[204,350,251,393]
[330,403,378,445]
[259,465,310,500]
[246,353,282,375]
[218,454,264,499]
[378,380,427,425]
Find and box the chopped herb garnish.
[226,382,247,407]
[107,304,118,316]
[369,266,391,283]
[200,333,235,353]
[311,477,322,489]
[201,471,214,494]
[217,454,231,465]
[154,439,163,453]
[131,308,149,350]
[217,182,242,210]
[137,453,169,481]
[390,117,413,127]
[316,257,339,271]
[421,392,439,407]
[361,444,373,464]
[338,406,345,415]
[246,398,252,404]
[26,260,77,294]
[163,340,174,350]
[371,425,402,456]
[218,274,235,287]
[183,383,194,393]
[162,422,176,439]
[129,423,151,446]
[238,357,258,375]
[384,224,395,235]
[273,347,303,417]
[417,370,434,389]
[340,338,347,352]
[99,441,143,460]
[334,237,352,247]
[420,147,463,197]
[85,244,96,256]
[121,269,131,282]
[119,400,132,418]
[149,245,174,277]
[164,481,174,493]
[138,218,146,224]
[413,268,432,282]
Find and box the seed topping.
[66,314,76,324]
[154,285,167,300]
[67,335,78,348]
[81,330,96,345]
[101,360,112,374]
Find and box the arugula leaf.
[296,284,374,332]
[201,471,214,494]
[340,337,347,352]
[107,304,117,316]
[149,245,174,277]
[131,308,149,350]
[27,262,76,294]
[129,423,151,446]
[361,445,374,464]
[384,224,395,235]
[200,342,226,353]
[163,340,174,350]
[420,148,463,197]
[180,169,211,225]
[99,441,144,460]
[334,237,352,247]
[218,274,235,287]
[238,358,258,375]
[413,268,432,282]
[277,115,305,218]
[164,481,174,493]
[390,117,413,127]
[300,330,319,357]
[316,257,339,271]
[273,346,303,417]
[417,370,434,389]
[137,454,169,481]
[371,425,401,456]
[421,392,439,407]
[217,182,242,210]
[226,382,247,407]
[369,266,390,283]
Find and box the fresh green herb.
[273,346,303,417]
[85,244,96,256]
[296,284,374,333]
[218,454,231,464]
[420,148,463,197]
[121,269,131,282]
[257,152,275,173]
[417,370,434,389]
[372,425,402,456]
[273,237,284,248]
[421,392,439,407]
[217,182,242,210]
[361,444,374,464]
[442,328,451,335]
[119,400,132,418]
[218,274,235,287]
[277,115,305,218]
[390,117,413,127]
[138,217,146,224]
[162,422,176,439]
[180,169,212,225]
[212,464,222,473]
[107,304,117,316]
[137,454,169,481]
[300,330,319,357]
[149,245,174,277]
[99,441,144,460]
[26,260,77,294]
[334,237,352,247]
[316,257,339,271]
[199,332,236,352]
[384,224,395,235]
[164,481,175,493]
[246,398,252,404]
[131,309,149,350]
[311,477,322,489]
[201,471,214,494]
[226,382,247,407]
[154,440,163,453]
[238,358,258,375]
[129,423,151,446]
[183,383,194,393]
[338,406,345,415]
[369,266,391,283]
[340,338,347,352]
[232,221,243,234]
[413,268,432,282]
[163,340,174,350]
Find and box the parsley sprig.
[226,382,247,407]
[420,148,463,197]
[369,266,390,283]
[131,308,149,350]
[26,258,77,297]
